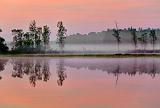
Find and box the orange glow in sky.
[0,0,160,41]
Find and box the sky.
[0,0,160,41]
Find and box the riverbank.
[1,53,160,58]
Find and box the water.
[0,57,160,108]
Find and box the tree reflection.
[11,59,50,87]
[9,58,160,87]
[64,58,160,84]
[56,59,67,86]
[150,58,157,78]
[0,59,8,79]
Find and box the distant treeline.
[66,27,160,53]
[0,21,160,54]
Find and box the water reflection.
[0,59,8,79]
[0,57,160,87]
[64,58,160,84]
[56,59,67,86]
[0,57,160,108]
[11,59,50,87]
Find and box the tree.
[29,20,40,49]
[0,29,9,53]
[23,32,34,50]
[56,21,67,52]
[12,29,24,50]
[112,22,121,53]
[149,29,157,53]
[12,20,51,53]
[130,27,138,51]
[138,32,148,53]
[35,27,42,51]
[42,25,51,51]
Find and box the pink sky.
[0,0,160,41]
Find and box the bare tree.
[112,21,121,53]
[130,27,138,51]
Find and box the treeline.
[0,20,67,54]
[0,20,159,54]
[112,27,157,53]
[11,20,50,53]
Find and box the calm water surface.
[0,57,160,108]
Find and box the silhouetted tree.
[112,22,121,53]
[12,29,24,50]
[42,25,51,51]
[0,37,9,53]
[12,20,51,53]
[130,27,137,51]
[35,27,42,51]
[138,32,148,53]
[0,29,8,53]
[29,20,41,50]
[149,29,157,52]
[57,21,67,52]
[23,32,34,51]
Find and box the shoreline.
[1,53,160,58]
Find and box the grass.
[1,53,160,58]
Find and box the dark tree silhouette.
[112,22,121,53]
[130,27,138,51]
[57,21,67,53]
[0,37,9,53]
[12,29,24,50]
[29,20,41,50]
[23,32,34,50]
[138,32,148,53]
[0,29,8,53]
[149,29,157,53]
[42,25,51,51]
[12,20,51,53]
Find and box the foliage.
[0,30,9,53]
[42,25,51,49]
[0,37,9,53]
[12,20,51,53]
[56,21,67,50]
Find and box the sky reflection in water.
[0,57,160,108]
